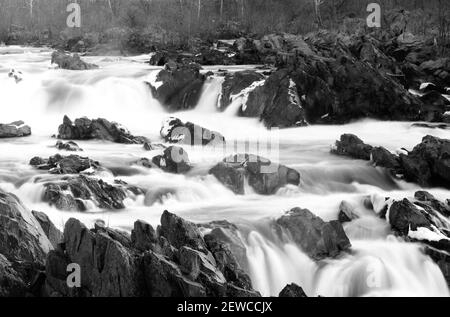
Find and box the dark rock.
[58,116,148,144]
[331,134,373,160]
[161,117,225,147]
[32,211,62,249]
[160,210,208,253]
[275,208,351,260]
[0,121,31,138]
[389,199,432,236]
[400,135,450,188]
[30,154,100,175]
[219,71,265,111]
[147,62,206,111]
[0,254,27,297]
[131,220,157,252]
[51,51,98,70]
[338,201,359,223]
[210,154,300,195]
[42,175,129,211]
[371,146,403,173]
[152,146,192,174]
[243,69,308,128]
[55,141,83,152]
[414,191,450,218]
[279,283,308,297]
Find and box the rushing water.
[1,46,449,297]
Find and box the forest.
[0,0,449,53]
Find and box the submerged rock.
[210,154,300,195]
[161,117,225,147]
[51,51,98,70]
[57,116,148,144]
[0,121,31,138]
[55,141,83,152]
[30,154,100,175]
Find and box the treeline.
[0,0,448,51]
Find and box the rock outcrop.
[279,283,308,297]
[210,154,300,195]
[57,116,148,144]
[0,121,31,138]
[219,71,265,111]
[161,117,225,147]
[51,51,98,70]
[30,154,100,175]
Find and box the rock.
[42,175,129,211]
[414,191,450,218]
[400,135,450,188]
[152,146,192,174]
[179,246,226,284]
[243,69,308,128]
[161,117,225,147]
[0,121,31,138]
[8,69,23,83]
[51,51,98,70]
[371,146,403,173]
[338,201,359,223]
[331,134,374,160]
[0,254,27,297]
[57,116,148,144]
[388,199,431,236]
[0,189,52,265]
[275,208,351,260]
[30,154,100,175]
[147,62,206,111]
[133,158,157,169]
[32,211,63,249]
[131,220,157,252]
[159,210,208,253]
[279,283,308,297]
[55,141,83,152]
[219,71,265,111]
[143,142,166,151]
[210,154,300,195]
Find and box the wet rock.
[32,211,63,249]
[0,121,31,138]
[55,141,83,152]
[8,69,23,83]
[51,51,98,70]
[58,116,148,144]
[331,134,373,160]
[152,146,192,174]
[179,246,226,284]
[42,175,129,211]
[414,191,450,218]
[147,62,206,111]
[371,147,402,172]
[279,283,308,297]
[275,208,351,260]
[0,254,27,297]
[243,69,308,128]
[143,142,166,151]
[159,210,208,253]
[388,199,432,236]
[0,189,52,265]
[30,154,100,175]
[161,117,225,147]
[400,135,450,188]
[219,71,265,111]
[338,201,359,223]
[210,154,300,195]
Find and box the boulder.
[51,51,98,70]
[388,199,432,236]
[210,154,300,195]
[152,146,192,174]
[57,116,148,144]
[338,201,359,223]
[219,71,265,111]
[32,211,63,249]
[30,154,100,175]
[147,62,206,112]
[55,141,83,152]
[42,175,129,211]
[279,283,308,297]
[331,134,373,161]
[275,208,351,260]
[371,147,402,173]
[400,135,450,188]
[161,117,225,147]
[131,220,157,252]
[0,121,31,138]
[243,69,308,128]
[0,254,27,297]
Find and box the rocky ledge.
[51,51,98,71]
[331,134,450,188]
[0,121,31,138]
[57,116,148,144]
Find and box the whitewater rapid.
[1,46,449,297]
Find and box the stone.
[0,121,31,138]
